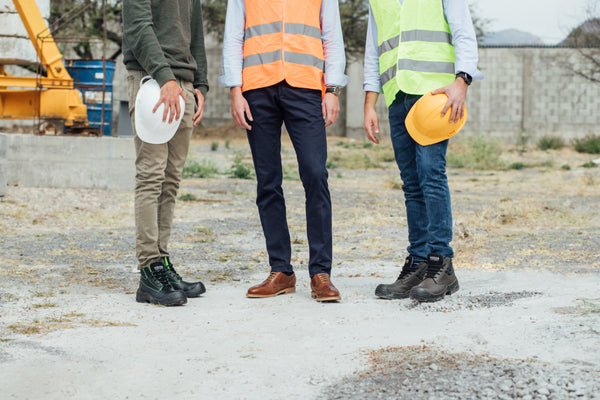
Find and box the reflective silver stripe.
[397,59,455,74]
[245,21,283,40]
[378,35,399,57]
[380,65,396,86]
[284,51,324,70]
[284,23,321,39]
[401,29,452,44]
[243,49,282,68]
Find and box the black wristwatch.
[325,86,341,96]
[456,72,472,86]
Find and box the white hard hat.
[134,76,185,144]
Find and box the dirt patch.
[323,345,600,399]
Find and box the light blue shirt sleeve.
[362,0,483,93]
[218,0,245,88]
[218,0,349,88]
[321,0,349,87]
[363,7,382,93]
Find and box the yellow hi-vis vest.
[370,0,456,107]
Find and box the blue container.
[66,59,116,136]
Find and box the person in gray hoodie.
[123,0,209,306]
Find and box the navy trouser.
[388,91,454,262]
[243,81,332,277]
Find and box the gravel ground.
[1,137,599,399]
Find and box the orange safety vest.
[242,0,325,93]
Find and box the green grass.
[574,135,600,154]
[179,193,198,201]
[182,159,220,178]
[537,135,565,150]
[447,134,504,170]
[229,152,254,179]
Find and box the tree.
[48,0,122,60]
[559,1,600,85]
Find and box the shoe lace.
[425,262,444,279]
[315,273,330,284]
[397,258,416,280]
[164,257,182,280]
[265,272,279,282]
[150,264,172,286]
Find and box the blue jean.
[244,81,332,277]
[388,91,453,262]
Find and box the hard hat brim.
[405,93,467,146]
[134,77,185,145]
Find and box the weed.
[537,136,564,150]
[32,302,58,308]
[179,193,198,202]
[282,164,300,181]
[326,158,339,169]
[211,141,219,151]
[447,134,504,170]
[328,151,382,169]
[561,164,571,170]
[7,323,41,335]
[582,161,598,168]
[225,139,231,149]
[508,162,526,170]
[31,290,54,298]
[182,159,219,178]
[229,152,254,179]
[574,135,600,154]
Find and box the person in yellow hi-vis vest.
[363,0,483,303]
[219,0,348,302]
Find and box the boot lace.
[424,262,444,279]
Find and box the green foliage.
[202,0,228,41]
[339,0,369,60]
[229,152,254,179]
[179,193,198,202]
[447,134,504,170]
[182,159,219,178]
[328,151,382,169]
[561,164,571,170]
[574,135,600,154]
[225,139,231,149]
[211,141,219,151]
[282,164,300,181]
[508,162,526,170]
[49,0,123,59]
[581,161,598,168]
[537,136,565,151]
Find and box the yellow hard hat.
[405,92,467,146]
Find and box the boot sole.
[246,287,295,298]
[410,280,459,303]
[375,286,410,299]
[136,290,187,306]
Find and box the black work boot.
[163,257,206,298]
[409,253,459,303]
[375,256,428,299]
[136,261,187,306]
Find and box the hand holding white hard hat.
[134,76,186,144]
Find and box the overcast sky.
[470,0,593,44]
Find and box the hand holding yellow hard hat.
[405,92,467,146]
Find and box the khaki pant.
[127,70,196,269]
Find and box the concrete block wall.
[0,0,50,64]
[0,133,135,190]
[192,46,600,143]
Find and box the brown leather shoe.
[310,273,341,302]
[246,272,296,298]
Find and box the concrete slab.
[0,133,135,190]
